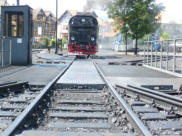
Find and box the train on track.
[68,13,99,58]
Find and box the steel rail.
[1,59,75,136]
[92,60,152,136]
[128,84,182,103]
[0,81,29,91]
[116,84,182,115]
[0,81,17,86]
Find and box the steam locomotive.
[68,13,99,57]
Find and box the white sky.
[8,0,86,16]
[8,0,182,23]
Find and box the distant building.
[0,0,7,8]
[57,10,77,39]
[57,10,98,39]
[161,23,182,39]
[33,8,56,39]
[97,18,118,49]
[98,18,118,38]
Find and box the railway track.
[1,58,182,136]
[0,60,73,136]
[116,84,182,135]
[26,88,137,136]
[0,81,41,134]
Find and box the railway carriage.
[68,13,99,57]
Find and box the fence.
[143,38,182,75]
[0,37,12,67]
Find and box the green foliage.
[143,34,152,42]
[51,39,56,47]
[58,38,67,49]
[42,37,49,48]
[161,32,169,40]
[32,42,42,48]
[62,37,67,46]
[107,0,164,54]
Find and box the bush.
[62,37,67,46]
[42,37,49,48]
[161,32,169,40]
[32,42,43,49]
[57,38,67,49]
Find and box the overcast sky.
[8,0,182,23]
[156,0,182,23]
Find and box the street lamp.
[55,0,58,54]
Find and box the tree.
[108,0,130,55]
[122,23,130,55]
[108,0,164,55]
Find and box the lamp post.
[55,0,58,54]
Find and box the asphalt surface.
[98,65,176,78]
[93,50,182,89]
[0,64,67,86]
[0,49,74,86]
[0,48,181,88]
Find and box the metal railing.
[0,37,12,67]
[143,38,182,75]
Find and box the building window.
[5,12,24,37]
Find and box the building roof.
[45,10,56,21]
[32,8,55,21]
[45,10,52,16]
[33,8,43,19]
[58,10,78,21]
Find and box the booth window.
[5,12,24,37]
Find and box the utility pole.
[17,0,19,5]
[55,0,58,54]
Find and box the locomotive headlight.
[91,37,95,41]
[81,18,85,22]
[71,36,75,41]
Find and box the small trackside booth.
[1,5,33,65]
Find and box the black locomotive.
[68,13,99,56]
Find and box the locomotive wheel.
[76,55,85,59]
[87,55,90,59]
[76,55,79,59]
